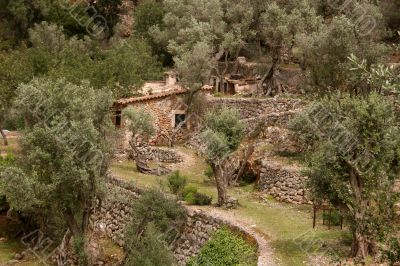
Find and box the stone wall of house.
[89,176,261,265]
[258,159,309,204]
[117,94,189,149]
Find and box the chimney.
[165,71,177,86]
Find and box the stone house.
[210,57,260,95]
[112,72,212,147]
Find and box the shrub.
[185,192,212,206]
[167,171,187,195]
[182,185,198,198]
[193,193,212,206]
[184,192,196,205]
[124,223,175,266]
[187,227,257,266]
[124,189,187,265]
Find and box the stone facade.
[258,160,309,204]
[115,93,190,147]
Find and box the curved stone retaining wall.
[90,176,269,265]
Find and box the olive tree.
[123,107,170,175]
[0,47,34,145]
[0,78,112,264]
[201,108,244,206]
[124,189,187,266]
[257,0,321,95]
[290,93,400,260]
[296,3,386,94]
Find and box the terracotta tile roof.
[115,87,188,106]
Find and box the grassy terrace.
[1,136,350,265]
[111,147,351,266]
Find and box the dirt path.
[173,148,278,266]
[168,147,197,170]
[187,206,277,266]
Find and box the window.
[175,114,186,128]
[115,110,122,127]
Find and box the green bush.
[124,189,187,266]
[183,185,198,198]
[187,227,257,266]
[193,193,212,205]
[124,223,175,266]
[167,171,187,195]
[185,192,212,206]
[184,192,196,204]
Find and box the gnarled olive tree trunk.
[129,137,170,176]
[347,161,374,259]
[257,45,283,96]
[211,163,228,206]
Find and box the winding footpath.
[175,148,278,266]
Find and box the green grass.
[110,147,351,266]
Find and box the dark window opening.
[175,114,186,128]
[115,110,122,127]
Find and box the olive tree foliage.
[124,189,187,266]
[257,0,321,95]
[87,0,122,39]
[0,78,112,262]
[174,41,214,116]
[133,0,172,66]
[379,0,400,39]
[0,46,34,143]
[0,22,163,101]
[348,54,400,94]
[290,93,400,260]
[0,0,89,49]
[296,1,387,94]
[151,0,255,86]
[201,108,245,206]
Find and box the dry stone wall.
[89,177,141,246]
[89,176,263,265]
[258,160,309,204]
[208,97,303,119]
[172,210,221,265]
